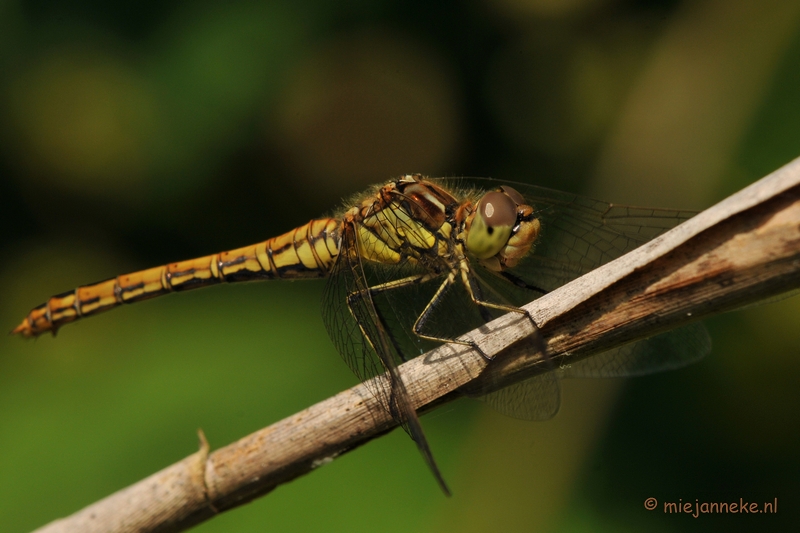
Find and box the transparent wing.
[479,373,561,421]
[448,178,697,295]
[434,178,710,419]
[462,266,562,420]
[321,238,392,415]
[561,322,712,378]
[478,323,711,421]
[324,178,709,425]
[321,220,450,494]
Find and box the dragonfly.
[13,174,710,495]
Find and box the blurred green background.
[1,0,799,531]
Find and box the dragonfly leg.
[410,272,491,360]
[346,268,489,358]
[345,272,436,360]
[499,270,548,295]
[459,262,545,360]
[349,273,436,298]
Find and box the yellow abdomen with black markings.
[13,218,341,337]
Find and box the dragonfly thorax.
[349,176,463,269]
[348,176,541,273]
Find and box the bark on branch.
[34,157,800,533]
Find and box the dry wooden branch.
[33,157,800,533]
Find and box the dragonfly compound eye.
[466,191,517,259]
[499,185,525,206]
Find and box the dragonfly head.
[465,185,541,271]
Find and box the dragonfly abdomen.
[12,218,341,338]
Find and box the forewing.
[438,179,710,415]
[321,225,398,420]
[461,179,710,365]
[500,184,712,377]
[321,220,450,494]
[509,185,696,292]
